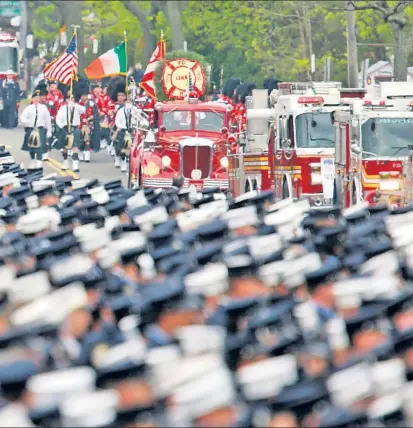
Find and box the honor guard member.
[55,90,86,172]
[76,81,101,163]
[108,78,127,159]
[112,79,137,172]
[1,70,20,129]
[20,89,52,169]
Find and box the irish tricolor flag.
[84,42,127,79]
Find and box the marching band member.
[107,80,127,157]
[90,82,112,150]
[77,81,101,164]
[55,87,86,173]
[112,79,137,173]
[20,89,52,169]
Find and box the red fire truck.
[333,83,413,208]
[228,82,364,206]
[129,55,232,190]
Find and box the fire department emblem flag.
[161,58,206,100]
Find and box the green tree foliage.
[29,0,413,86]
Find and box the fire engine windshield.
[0,47,18,73]
[362,117,413,158]
[194,111,224,132]
[162,111,192,131]
[295,112,335,148]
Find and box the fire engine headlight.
[220,157,229,169]
[161,156,171,167]
[379,180,400,191]
[311,172,323,185]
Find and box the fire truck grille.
[182,146,211,179]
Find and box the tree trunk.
[120,0,157,63]
[345,0,359,87]
[163,0,185,50]
[56,1,85,73]
[392,22,409,81]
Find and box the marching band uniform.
[1,70,20,129]
[77,82,101,164]
[55,93,86,172]
[91,82,113,149]
[114,101,137,172]
[20,90,52,168]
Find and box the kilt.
[54,126,80,150]
[21,126,47,156]
[115,129,132,154]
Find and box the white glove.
[89,101,94,107]
[47,132,52,138]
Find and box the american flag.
[43,34,78,86]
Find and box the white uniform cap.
[172,369,235,419]
[0,403,35,427]
[16,207,61,234]
[237,354,298,401]
[184,263,229,296]
[168,354,226,390]
[267,197,294,213]
[199,199,228,216]
[333,278,367,310]
[127,190,148,210]
[257,260,288,287]
[98,337,146,368]
[31,180,55,193]
[284,252,322,289]
[80,228,111,253]
[0,265,15,292]
[8,271,51,305]
[27,366,97,411]
[326,318,350,350]
[221,205,258,230]
[248,233,283,260]
[118,314,141,340]
[25,195,39,211]
[362,274,400,301]
[73,223,97,240]
[87,186,109,205]
[71,179,90,190]
[394,233,413,249]
[368,393,403,420]
[360,250,399,276]
[95,247,120,269]
[104,215,121,233]
[327,362,373,408]
[233,190,258,205]
[108,233,146,255]
[0,172,16,188]
[176,325,226,356]
[146,345,182,398]
[372,358,406,396]
[176,209,212,232]
[60,389,119,427]
[133,205,168,232]
[294,301,320,332]
[49,254,94,284]
[11,282,88,327]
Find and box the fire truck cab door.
[280,115,294,161]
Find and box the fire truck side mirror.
[159,125,166,132]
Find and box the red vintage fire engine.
[333,82,413,208]
[129,56,232,190]
[229,82,364,206]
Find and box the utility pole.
[20,0,29,93]
[345,0,359,87]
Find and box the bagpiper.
[76,80,101,164]
[20,89,52,169]
[55,84,86,173]
[110,77,137,172]
[90,82,113,150]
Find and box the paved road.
[0,126,128,186]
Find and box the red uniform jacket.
[79,100,94,130]
[92,93,113,117]
[45,90,63,119]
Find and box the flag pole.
[124,30,128,100]
[68,25,79,135]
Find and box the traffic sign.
[0,0,20,17]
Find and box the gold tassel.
[111,129,119,143]
[82,126,90,143]
[65,133,74,149]
[28,130,40,149]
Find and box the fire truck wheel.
[282,179,289,199]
